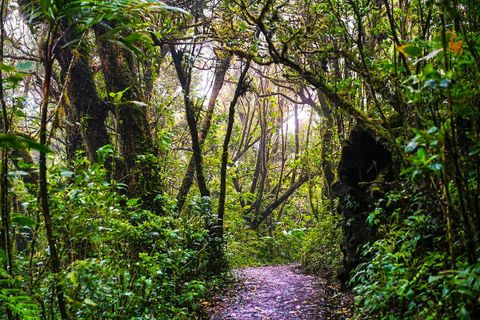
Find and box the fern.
[0,253,40,320]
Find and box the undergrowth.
[1,153,218,319]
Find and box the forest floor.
[206,264,352,320]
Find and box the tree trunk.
[170,46,210,198]
[171,46,231,274]
[0,0,13,283]
[39,31,68,320]
[251,174,311,230]
[96,27,159,206]
[57,40,111,163]
[18,2,111,164]
[176,54,231,212]
[217,60,250,239]
[299,89,336,207]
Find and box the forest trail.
[207,265,351,320]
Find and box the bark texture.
[96,27,159,206]
[57,39,111,163]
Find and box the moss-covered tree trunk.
[176,54,231,213]
[57,36,111,163]
[96,28,159,207]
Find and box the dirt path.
[207,264,351,320]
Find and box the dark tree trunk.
[249,99,266,198]
[176,54,231,212]
[250,174,311,230]
[333,126,393,284]
[0,0,13,283]
[96,27,159,206]
[57,41,111,163]
[217,60,250,239]
[63,105,84,161]
[171,46,236,275]
[170,46,210,199]
[39,34,69,320]
[18,2,111,164]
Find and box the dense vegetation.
[0,0,478,319]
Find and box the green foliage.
[401,126,444,179]
[0,134,51,154]
[301,213,343,274]
[2,0,479,318]
[0,251,40,319]
[352,198,480,319]
[226,217,307,268]
[2,155,213,320]
[345,1,480,318]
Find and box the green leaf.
[0,63,15,72]
[5,73,28,84]
[115,182,128,190]
[0,267,9,278]
[405,140,417,153]
[423,79,437,89]
[422,63,435,76]
[61,170,74,178]
[416,148,427,162]
[428,163,443,171]
[8,170,29,177]
[459,306,470,320]
[366,209,381,226]
[68,271,77,286]
[16,61,35,72]
[469,147,480,156]
[0,134,52,153]
[414,48,443,65]
[127,198,139,206]
[439,79,450,88]
[427,126,438,134]
[12,215,36,227]
[0,249,7,264]
[398,44,422,57]
[83,298,97,306]
[109,87,130,104]
[123,32,152,45]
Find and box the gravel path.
[208,264,351,320]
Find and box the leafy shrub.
[4,155,213,319]
[351,191,480,319]
[0,252,40,319]
[225,217,306,267]
[301,212,343,274]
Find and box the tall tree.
[56,28,111,163]
[217,59,250,239]
[176,53,231,212]
[96,25,160,206]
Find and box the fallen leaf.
[448,40,463,55]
